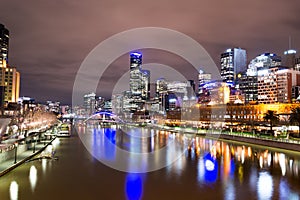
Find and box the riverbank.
[0,136,57,177]
[147,124,300,152]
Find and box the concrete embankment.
[0,137,57,177]
[202,133,300,152]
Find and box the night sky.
[0,0,299,105]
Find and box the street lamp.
[14,142,18,164]
[33,136,36,153]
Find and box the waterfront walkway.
[0,137,56,177]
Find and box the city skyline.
[0,0,300,104]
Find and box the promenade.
[0,130,57,177]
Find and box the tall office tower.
[83,92,96,115]
[239,53,281,103]
[129,52,150,100]
[198,70,211,94]
[283,49,297,69]
[238,73,258,103]
[295,57,300,71]
[141,69,150,100]
[129,52,143,97]
[220,48,247,84]
[0,24,9,67]
[0,24,20,103]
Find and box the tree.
[289,107,300,136]
[263,110,279,134]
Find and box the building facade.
[257,67,300,104]
[220,48,247,84]
[0,66,20,103]
[129,52,150,100]
[0,24,9,67]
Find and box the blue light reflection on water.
[203,153,218,183]
[103,128,116,161]
[92,127,116,161]
[125,173,144,200]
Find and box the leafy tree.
[263,110,279,133]
[289,107,300,135]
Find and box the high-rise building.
[295,57,300,71]
[257,67,300,104]
[283,49,297,69]
[83,92,96,115]
[198,70,211,94]
[294,56,300,71]
[238,73,258,103]
[130,52,143,97]
[129,52,150,100]
[0,24,9,67]
[0,66,20,103]
[220,48,247,84]
[141,69,150,100]
[238,53,281,103]
[247,53,281,75]
[0,24,20,104]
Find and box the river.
[0,124,299,200]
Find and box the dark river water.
[0,124,300,200]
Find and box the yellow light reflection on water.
[279,154,286,176]
[42,159,47,174]
[29,165,38,192]
[9,181,18,200]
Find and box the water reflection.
[9,181,18,200]
[42,159,47,174]
[82,125,184,172]
[257,172,273,200]
[29,165,37,192]
[203,153,218,183]
[125,174,144,200]
[2,125,300,200]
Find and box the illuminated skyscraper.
[0,66,20,103]
[220,48,247,84]
[198,70,211,94]
[129,52,150,100]
[0,24,9,67]
[130,52,143,97]
[283,49,297,69]
[295,57,300,71]
[141,69,150,100]
[0,24,20,103]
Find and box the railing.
[0,124,57,154]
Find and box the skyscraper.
[283,49,297,69]
[220,48,247,84]
[129,52,143,97]
[141,69,150,100]
[0,24,9,67]
[238,53,282,103]
[0,24,20,103]
[129,52,150,100]
[198,69,211,95]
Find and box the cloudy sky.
[0,0,299,104]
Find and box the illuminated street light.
[14,142,18,164]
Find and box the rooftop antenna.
[289,36,292,50]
